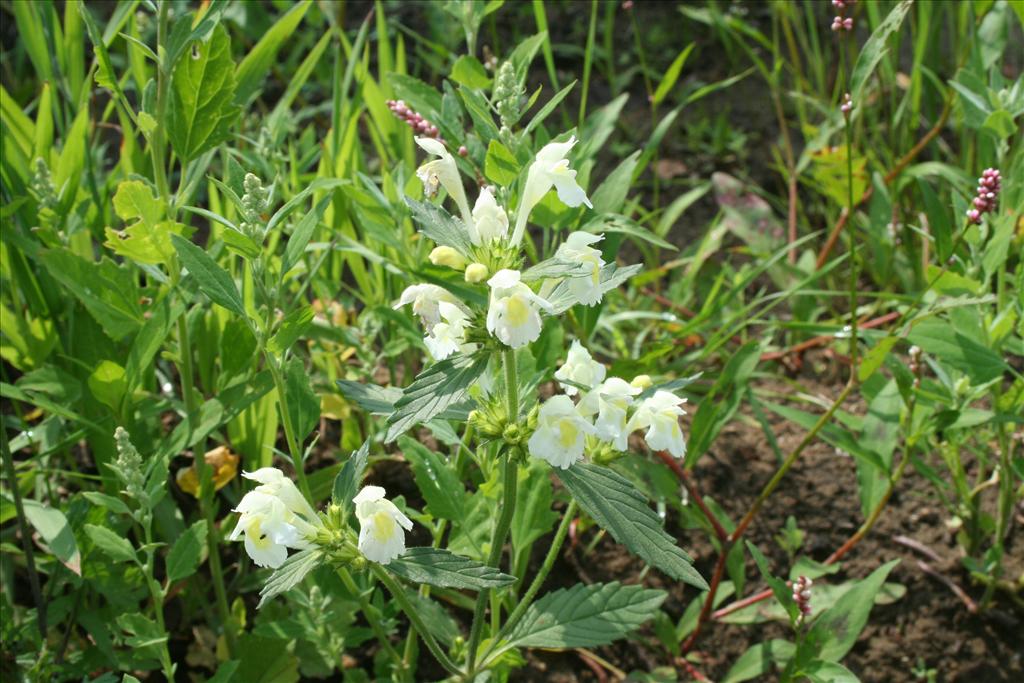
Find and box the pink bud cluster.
[793,576,813,624]
[840,93,853,116]
[966,168,1001,224]
[387,100,442,141]
[832,0,855,31]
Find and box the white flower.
[354,486,414,564]
[394,284,463,327]
[486,269,554,348]
[555,232,606,306]
[424,301,475,360]
[627,390,688,458]
[554,340,606,396]
[527,395,597,469]
[229,469,321,569]
[472,187,509,245]
[579,377,642,451]
[415,137,475,238]
[511,136,592,245]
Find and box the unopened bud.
[429,246,467,270]
[464,262,489,282]
[631,374,653,390]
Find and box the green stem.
[369,565,460,676]
[1,435,47,639]
[265,352,313,501]
[578,0,598,130]
[150,0,171,208]
[337,567,403,666]
[482,499,577,666]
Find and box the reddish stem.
[655,451,729,543]
[760,311,900,362]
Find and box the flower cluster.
[840,92,853,117]
[231,468,415,568]
[387,99,441,140]
[792,575,813,625]
[831,0,854,31]
[397,136,602,355]
[528,341,688,469]
[965,168,1001,225]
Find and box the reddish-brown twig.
[760,311,900,362]
[655,451,729,543]
[918,560,978,613]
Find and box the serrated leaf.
[388,547,515,590]
[558,463,706,589]
[167,24,240,161]
[546,263,642,314]
[257,548,323,609]
[171,234,245,316]
[332,440,369,512]
[336,380,402,414]
[404,196,474,256]
[399,436,465,519]
[384,353,488,442]
[86,523,136,563]
[505,581,666,649]
[166,520,207,582]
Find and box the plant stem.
[369,564,460,676]
[1,435,46,639]
[337,567,403,666]
[483,499,577,664]
[150,0,172,208]
[578,0,598,130]
[265,352,313,501]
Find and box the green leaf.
[583,214,676,251]
[652,43,695,106]
[404,197,474,256]
[233,634,300,683]
[856,379,900,517]
[858,336,898,383]
[388,547,515,590]
[336,380,402,415]
[40,250,143,341]
[85,523,137,563]
[266,306,314,356]
[281,194,332,276]
[88,360,127,412]
[234,1,310,104]
[512,460,559,550]
[257,547,323,609]
[592,151,640,215]
[332,440,370,512]
[166,520,207,582]
[804,661,860,683]
[82,492,131,516]
[546,263,642,314]
[284,357,319,444]
[746,541,798,622]
[450,54,491,88]
[384,353,488,442]
[399,436,465,519]
[23,500,80,573]
[907,317,1008,384]
[849,0,914,103]
[484,139,520,186]
[805,559,899,662]
[171,234,245,316]
[167,24,240,162]
[721,639,795,683]
[504,581,666,649]
[558,463,707,589]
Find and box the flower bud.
[464,262,489,282]
[429,246,467,270]
[630,374,653,390]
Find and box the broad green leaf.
[558,463,707,589]
[721,639,795,683]
[384,353,488,442]
[336,380,402,415]
[40,250,143,341]
[284,357,319,444]
[23,500,80,573]
[167,24,240,161]
[858,336,898,383]
[166,520,207,582]
[504,581,666,649]
[257,547,323,609]
[805,559,899,661]
[592,151,640,215]
[234,1,310,104]
[82,492,131,515]
[856,379,900,517]
[485,139,520,186]
[546,263,642,314]
[85,523,136,563]
[399,436,465,519]
[523,80,576,136]
[404,197,474,256]
[746,541,798,623]
[266,306,314,355]
[88,360,127,412]
[907,317,1008,384]
[233,633,300,683]
[805,661,860,683]
[332,440,370,511]
[170,234,245,316]
[849,0,914,103]
[388,547,515,590]
[450,54,491,88]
